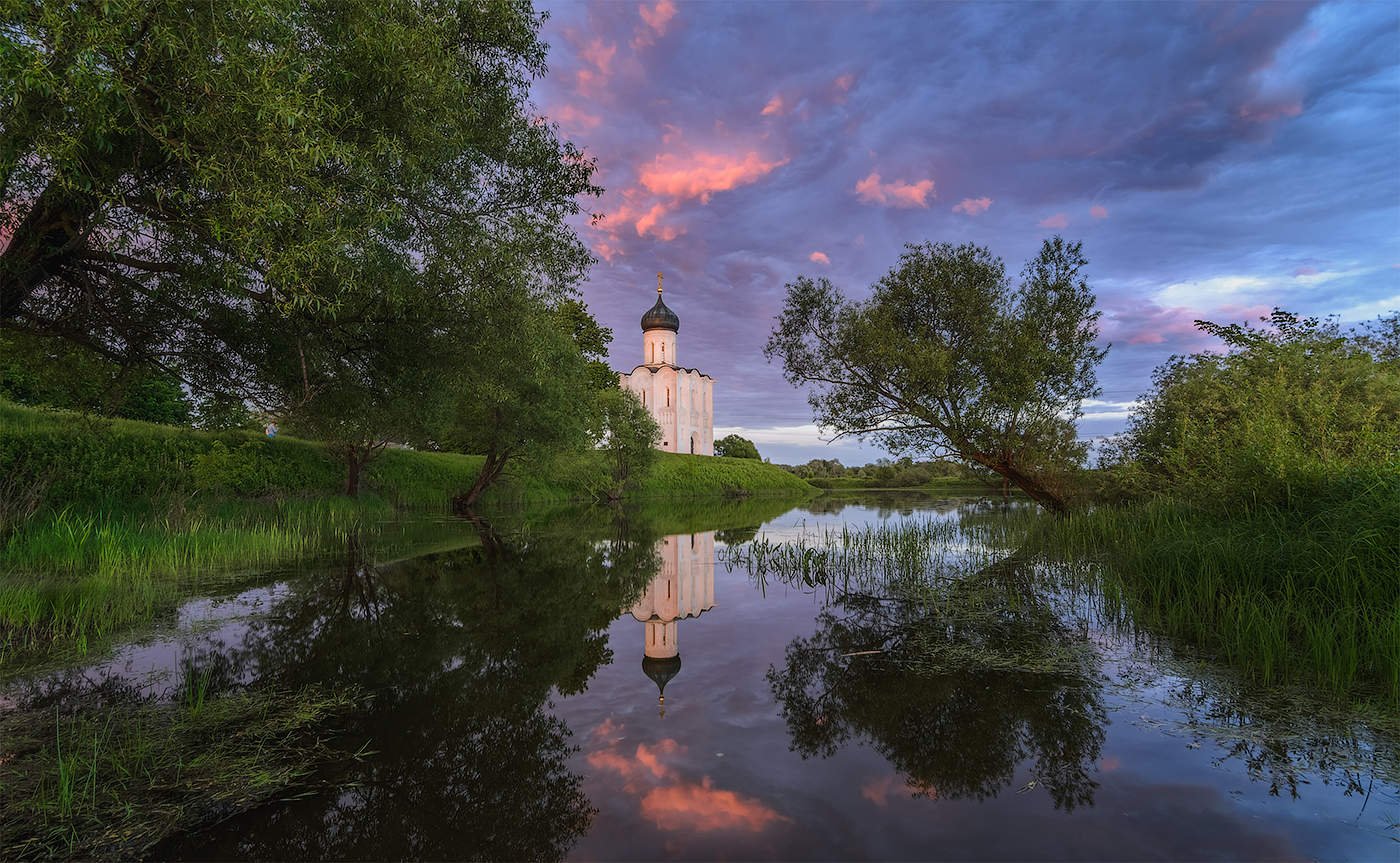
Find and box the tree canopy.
[0,0,598,398]
[766,238,1105,511]
[1111,309,1400,505]
[714,433,760,460]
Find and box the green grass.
[0,684,362,861]
[635,453,818,499]
[1035,469,1400,703]
[0,400,814,659]
[0,400,813,513]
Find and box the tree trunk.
[344,448,362,496]
[973,455,1068,513]
[0,183,99,321]
[454,448,508,513]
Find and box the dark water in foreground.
[8,494,1397,860]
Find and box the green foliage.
[0,684,361,860]
[781,456,973,488]
[714,433,761,460]
[430,291,606,507]
[595,388,661,498]
[0,332,191,425]
[0,400,482,508]
[1039,468,1400,703]
[1110,309,1400,507]
[729,512,1106,811]
[1,0,598,402]
[555,297,619,393]
[766,237,1105,511]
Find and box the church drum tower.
[618,274,715,455]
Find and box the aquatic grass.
[724,504,1039,597]
[0,685,362,861]
[0,498,456,659]
[1034,472,1400,703]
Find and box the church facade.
[618,274,715,455]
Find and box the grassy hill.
[0,399,814,659]
[0,400,813,515]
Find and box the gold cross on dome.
[657,272,663,295]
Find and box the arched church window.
[650,343,655,364]
[666,387,670,407]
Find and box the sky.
[530,0,1400,466]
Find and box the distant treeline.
[775,457,978,489]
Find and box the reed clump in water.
[0,682,362,861]
[1037,472,1400,704]
[723,505,1093,678]
[0,498,412,658]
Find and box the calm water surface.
[8,493,1397,860]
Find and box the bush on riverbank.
[1072,312,1400,703]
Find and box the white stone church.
[619,274,714,455]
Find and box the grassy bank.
[0,400,812,514]
[0,400,813,658]
[0,683,361,861]
[1037,470,1400,704]
[636,453,817,498]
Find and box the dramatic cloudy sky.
[531,0,1399,465]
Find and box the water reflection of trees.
[165,516,662,860]
[796,491,970,518]
[765,544,1108,811]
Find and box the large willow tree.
[766,238,1105,512]
[0,0,598,398]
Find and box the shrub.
[1111,310,1400,508]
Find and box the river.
[6,492,1396,860]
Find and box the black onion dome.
[642,655,682,697]
[640,294,680,332]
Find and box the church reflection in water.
[629,531,717,716]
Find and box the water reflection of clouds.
[585,722,790,834]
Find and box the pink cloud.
[1110,304,1203,345]
[636,202,684,241]
[575,67,604,96]
[640,778,789,833]
[635,739,681,780]
[586,738,681,792]
[953,197,993,216]
[861,776,897,806]
[586,735,788,834]
[1090,204,1109,219]
[592,239,621,262]
[854,172,935,208]
[1237,100,1303,123]
[833,72,856,99]
[761,94,785,117]
[1293,265,1318,276]
[580,38,617,75]
[1038,213,1069,229]
[639,0,678,35]
[640,150,788,203]
[554,103,601,132]
[809,251,830,265]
